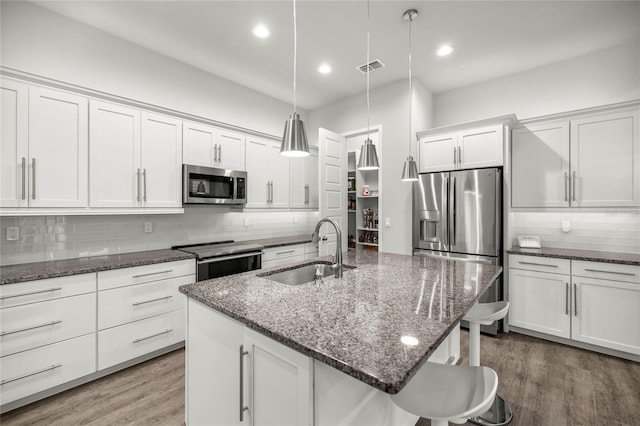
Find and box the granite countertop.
[0,249,196,285]
[507,246,640,266]
[179,250,503,394]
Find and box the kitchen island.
[179,250,503,425]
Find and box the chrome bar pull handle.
[565,282,569,315]
[572,171,577,202]
[266,182,270,203]
[564,172,569,202]
[239,345,249,421]
[452,176,457,246]
[458,146,462,166]
[218,145,222,163]
[518,261,558,268]
[31,158,36,200]
[0,287,62,300]
[584,268,635,276]
[143,169,147,202]
[131,295,173,307]
[453,147,457,166]
[213,144,218,163]
[132,269,172,279]
[21,157,26,200]
[1,364,62,386]
[132,329,173,344]
[137,169,141,202]
[574,283,578,317]
[0,320,62,337]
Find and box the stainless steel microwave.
[183,164,247,205]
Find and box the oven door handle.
[198,251,264,264]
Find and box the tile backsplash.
[510,211,640,254]
[0,208,320,265]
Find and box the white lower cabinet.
[186,299,312,426]
[261,244,307,269]
[509,255,640,357]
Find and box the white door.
[570,110,640,207]
[217,129,246,171]
[511,121,570,208]
[29,86,88,208]
[458,125,503,169]
[268,142,290,208]
[571,277,640,355]
[141,112,182,208]
[245,137,269,208]
[0,79,28,208]
[418,132,457,173]
[319,128,347,257]
[508,269,571,338]
[183,121,216,168]
[244,328,312,426]
[89,101,140,208]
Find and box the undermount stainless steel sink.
[259,263,355,286]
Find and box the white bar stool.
[464,301,512,426]
[391,362,498,426]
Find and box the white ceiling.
[33,0,640,110]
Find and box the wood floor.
[2,331,639,426]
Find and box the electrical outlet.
[384,217,391,228]
[144,222,153,233]
[244,217,250,227]
[561,220,571,233]
[6,226,19,241]
[293,216,298,224]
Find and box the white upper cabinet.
[511,105,640,208]
[418,117,511,173]
[0,79,28,208]
[183,121,245,171]
[290,146,319,209]
[90,100,182,209]
[245,136,290,208]
[140,113,182,208]
[28,86,89,208]
[511,121,570,208]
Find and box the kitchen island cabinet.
[181,251,501,425]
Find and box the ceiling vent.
[357,59,385,74]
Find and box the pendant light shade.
[401,9,419,182]
[357,0,380,171]
[358,138,380,170]
[280,0,309,157]
[401,155,419,181]
[281,112,309,157]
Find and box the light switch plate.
[384,217,391,228]
[144,222,153,233]
[6,226,19,241]
[561,220,571,233]
[518,235,541,248]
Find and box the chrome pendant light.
[401,9,419,181]
[281,0,309,157]
[357,0,380,171]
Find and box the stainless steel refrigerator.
[413,167,503,334]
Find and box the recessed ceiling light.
[318,63,332,74]
[436,44,454,57]
[252,24,271,39]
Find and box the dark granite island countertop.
[179,250,502,394]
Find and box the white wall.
[433,40,640,127]
[0,1,304,137]
[308,79,433,255]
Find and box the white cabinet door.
[244,328,312,426]
[0,79,28,208]
[571,276,640,355]
[508,268,571,338]
[511,121,570,208]
[245,137,269,208]
[141,112,182,208]
[89,101,141,208]
[289,154,306,208]
[570,110,640,207]
[307,146,319,209]
[218,129,246,171]
[419,132,457,173]
[268,143,290,208]
[186,299,245,426]
[28,86,88,207]
[183,121,216,168]
[459,125,503,169]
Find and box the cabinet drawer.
[1,292,96,357]
[0,274,96,309]
[263,245,306,262]
[97,259,195,291]
[572,261,640,284]
[0,334,96,405]
[98,274,192,330]
[98,309,184,370]
[509,254,571,275]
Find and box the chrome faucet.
[311,217,343,278]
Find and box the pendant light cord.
[408,14,413,155]
[293,0,297,114]
[366,0,370,138]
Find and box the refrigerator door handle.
[451,176,456,247]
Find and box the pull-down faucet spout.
[311,217,343,278]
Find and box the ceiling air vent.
[357,59,385,74]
